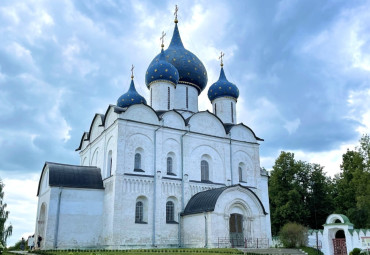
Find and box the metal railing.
[217,237,269,248]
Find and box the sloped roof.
[37,162,104,195]
[182,184,267,216]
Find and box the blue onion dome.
[117,78,147,108]
[208,67,239,102]
[145,49,179,87]
[147,23,208,94]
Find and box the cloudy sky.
[1,0,369,247]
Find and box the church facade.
[35,13,272,249]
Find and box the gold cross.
[160,31,166,48]
[174,5,178,23]
[219,52,225,67]
[131,64,135,79]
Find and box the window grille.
[166,201,174,222]
[134,153,141,170]
[167,157,173,174]
[186,87,189,109]
[135,201,143,223]
[201,160,209,182]
[168,87,170,110]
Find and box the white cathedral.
[35,12,272,249]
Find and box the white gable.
[188,112,226,137]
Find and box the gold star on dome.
[154,69,157,72]
[165,69,168,72]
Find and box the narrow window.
[166,201,175,222]
[168,87,170,110]
[167,157,173,174]
[109,158,112,176]
[201,160,209,182]
[107,150,113,177]
[231,102,234,123]
[186,87,189,109]
[150,88,152,106]
[134,153,141,170]
[239,166,243,182]
[215,103,217,115]
[135,201,143,223]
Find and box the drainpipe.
[179,125,190,247]
[229,134,233,185]
[152,122,163,247]
[54,187,63,249]
[178,212,181,247]
[204,212,208,248]
[181,125,190,210]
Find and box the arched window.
[166,201,175,222]
[134,153,141,170]
[135,201,144,223]
[215,103,217,115]
[201,160,209,182]
[167,157,173,174]
[238,166,243,182]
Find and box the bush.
[279,222,307,248]
[350,248,361,255]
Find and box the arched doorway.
[37,203,47,249]
[229,213,244,247]
[333,230,347,255]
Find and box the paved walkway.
[8,251,33,254]
[237,248,307,255]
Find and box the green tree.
[306,164,334,229]
[0,179,12,246]
[334,134,370,228]
[269,152,309,235]
[269,152,334,235]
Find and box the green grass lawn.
[28,248,244,255]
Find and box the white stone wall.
[150,82,176,111]
[35,187,104,249]
[174,84,198,112]
[47,102,270,249]
[212,97,237,124]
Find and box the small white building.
[308,214,370,255]
[35,15,272,250]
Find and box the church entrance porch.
[229,213,244,247]
[332,230,347,255]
